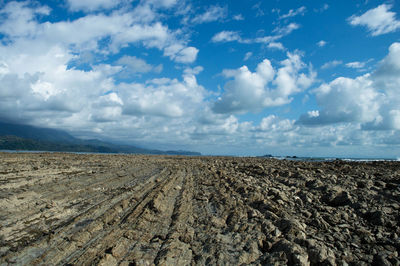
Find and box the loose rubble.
[0,153,399,265]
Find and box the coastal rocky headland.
[0,153,399,265]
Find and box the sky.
[0,0,399,158]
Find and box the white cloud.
[298,75,380,125]
[211,32,279,45]
[91,92,123,122]
[0,44,206,139]
[374,42,400,80]
[121,72,205,118]
[259,115,294,132]
[233,14,244,21]
[213,52,315,114]
[211,31,241,43]
[252,2,264,17]
[194,110,240,136]
[110,22,173,51]
[321,60,342,69]
[67,0,123,12]
[279,6,306,20]
[317,40,327,47]
[0,1,50,38]
[192,6,227,24]
[67,0,177,13]
[254,35,281,44]
[0,1,198,64]
[273,23,300,35]
[268,42,285,50]
[298,42,400,131]
[116,55,161,73]
[184,66,203,75]
[308,110,319,118]
[175,47,199,63]
[146,0,177,8]
[243,52,252,61]
[212,24,298,45]
[164,45,199,63]
[348,4,400,36]
[0,0,204,141]
[314,4,329,13]
[345,61,366,69]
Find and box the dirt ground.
[0,153,399,265]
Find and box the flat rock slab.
[0,153,399,265]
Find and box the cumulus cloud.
[348,4,400,36]
[298,42,400,131]
[91,92,124,122]
[0,0,203,139]
[0,1,198,64]
[297,75,380,125]
[0,48,205,139]
[259,115,294,132]
[194,110,240,137]
[213,52,316,114]
[120,71,205,118]
[0,1,50,39]
[192,6,227,24]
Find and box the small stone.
[271,239,309,266]
[322,187,352,207]
[98,254,117,266]
[330,191,352,206]
[248,209,261,219]
[111,238,130,258]
[277,218,307,239]
[307,243,335,264]
[211,216,226,228]
[372,253,391,266]
[365,210,384,226]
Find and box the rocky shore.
[0,153,399,265]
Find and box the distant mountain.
[0,121,201,155]
[0,135,117,153]
[0,121,76,143]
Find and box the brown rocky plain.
[0,152,399,265]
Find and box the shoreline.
[1,149,399,162]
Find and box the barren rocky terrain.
[0,153,399,265]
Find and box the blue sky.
[0,0,400,157]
